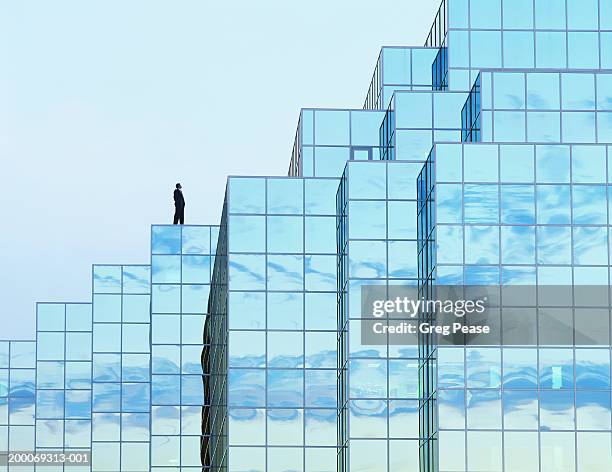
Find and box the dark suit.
[173,189,185,224]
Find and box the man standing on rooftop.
[173,183,185,225]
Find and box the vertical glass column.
[5,340,36,472]
[151,225,214,471]
[91,265,151,472]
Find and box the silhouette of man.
[173,183,185,225]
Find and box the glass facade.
[2,0,612,470]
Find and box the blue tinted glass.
[503,0,533,28]
[435,144,462,182]
[267,216,303,253]
[182,284,209,313]
[436,226,463,264]
[65,390,91,419]
[314,110,350,146]
[181,255,210,283]
[93,324,121,352]
[500,145,534,183]
[229,255,266,290]
[348,162,386,199]
[576,390,611,430]
[434,93,465,129]
[122,295,150,323]
[389,240,417,278]
[349,359,387,398]
[122,353,150,381]
[503,349,537,389]
[536,32,567,68]
[151,315,180,344]
[537,185,571,224]
[228,369,265,407]
[501,226,536,264]
[527,112,561,143]
[527,74,560,110]
[572,146,606,183]
[9,343,35,369]
[305,216,336,253]
[540,349,574,388]
[494,111,526,142]
[463,145,498,182]
[470,31,502,68]
[503,31,535,68]
[93,383,121,412]
[388,201,417,238]
[152,225,181,254]
[151,284,180,312]
[382,48,410,84]
[501,185,535,224]
[536,146,570,183]
[93,294,121,322]
[503,390,538,429]
[267,179,303,214]
[412,49,437,85]
[540,390,575,430]
[395,130,433,161]
[37,304,65,331]
[305,255,336,291]
[152,346,180,374]
[349,241,386,278]
[229,178,266,214]
[448,31,469,68]
[305,293,336,331]
[122,324,150,353]
[436,184,462,224]
[568,33,599,69]
[470,0,501,28]
[151,255,181,284]
[301,109,314,145]
[181,375,203,405]
[537,226,572,264]
[152,375,180,405]
[464,184,499,223]
[566,111,597,144]
[567,0,598,29]
[66,332,92,361]
[267,370,303,408]
[395,94,432,128]
[37,333,64,361]
[572,186,607,224]
[465,226,500,264]
[267,255,303,291]
[304,179,339,215]
[37,361,64,389]
[535,0,566,28]
[181,226,210,254]
[466,348,501,388]
[576,349,611,388]
[229,216,265,253]
[314,147,350,178]
[65,304,92,331]
[93,265,122,293]
[597,75,612,111]
[562,74,595,111]
[448,0,468,27]
[494,73,525,110]
[351,111,386,146]
[348,201,386,239]
[573,227,608,265]
[122,265,150,294]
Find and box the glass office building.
[3,0,612,470]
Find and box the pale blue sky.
[0,0,438,338]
